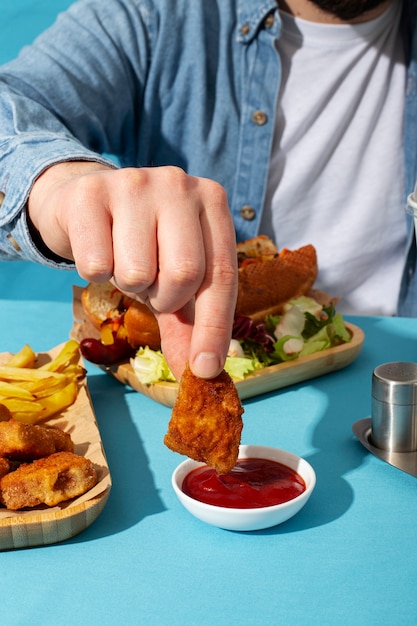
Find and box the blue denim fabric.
[0,0,417,312]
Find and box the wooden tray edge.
[0,344,112,550]
[0,487,111,550]
[106,322,364,407]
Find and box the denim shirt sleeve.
[0,0,152,266]
[0,0,283,268]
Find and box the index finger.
[187,180,238,378]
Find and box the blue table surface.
[1,264,417,626]
[2,4,417,625]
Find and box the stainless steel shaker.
[371,362,417,452]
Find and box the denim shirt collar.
[237,0,280,43]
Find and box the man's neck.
[278,0,393,24]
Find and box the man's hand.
[28,162,238,380]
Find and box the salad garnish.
[131,297,351,384]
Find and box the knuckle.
[200,178,228,205]
[78,169,108,196]
[167,261,203,288]
[115,167,149,192]
[78,263,113,283]
[210,256,237,287]
[114,266,155,292]
[159,166,189,192]
[115,166,190,197]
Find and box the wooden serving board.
[72,286,364,408]
[0,346,111,551]
[104,322,364,407]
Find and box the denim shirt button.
[6,234,22,252]
[240,23,250,36]
[252,110,268,125]
[240,205,256,221]
[263,13,275,29]
[0,191,5,207]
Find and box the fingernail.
[192,352,221,378]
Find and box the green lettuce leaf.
[224,356,257,380]
[132,347,176,384]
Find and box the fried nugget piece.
[0,418,73,461]
[0,458,11,479]
[0,404,12,422]
[164,364,244,474]
[0,451,97,509]
[236,242,318,321]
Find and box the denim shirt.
[1,0,417,313]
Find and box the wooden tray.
[72,285,364,408]
[0,346,111,551]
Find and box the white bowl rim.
[172,444,316,514]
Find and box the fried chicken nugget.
[0,404,12,422]
[164,364,244,474]
[0,451,98,509]
[0,418,73,461]
[0,458,11,479]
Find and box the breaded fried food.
[0,451,97,509]
[0,457,11,479]
[236,240,318,321]
[164,364,244,474]
[0,404,12,422]
[0,418,73,461]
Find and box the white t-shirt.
[260,1,407,316]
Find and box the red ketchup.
[182,458,306,509]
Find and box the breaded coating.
[0,404,12,422]
[0,419,73,461]
[164,364,244,474]
[0,457,11,479]
[236,242,318,320]
[0,451,97,509]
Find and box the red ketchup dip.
[182,458,306,509]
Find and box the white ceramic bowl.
[171,444,316,531]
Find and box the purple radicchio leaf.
[232,315,275,352]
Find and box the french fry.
[4,344,37,369]
[0,341,84,424]
[22,375,74,399]
[18,373,74,396]
[0,381,35,400]
[36,380,79,422]
[60,363,87,382]
[0,397,45,424]
[38,339,81,372]
[0,380,79,424]
[0,365,64,383]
